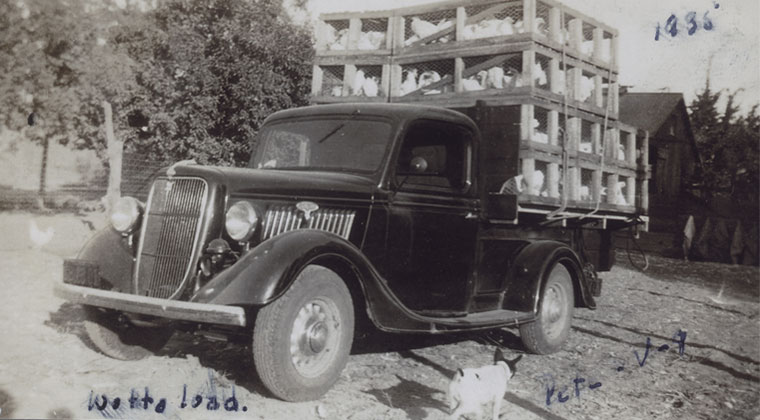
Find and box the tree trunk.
[37,135,49,209]
[104,100,122,212]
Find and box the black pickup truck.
[56,102,617,401]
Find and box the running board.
[421,309,534,332]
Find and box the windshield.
[249,117,393,174]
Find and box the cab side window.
[395,121,472,193]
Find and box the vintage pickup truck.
[54,102,643,402]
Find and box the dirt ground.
[0,211,758,420]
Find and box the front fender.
[75,227,134,293]
[191,230,366,306]
[503,240,595,313]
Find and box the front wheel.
[252,265,354,402]
[519,262,574,354]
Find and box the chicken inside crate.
[401,8,457,47]
[461,1,533,40]
[394,59,456,97]
[318,17,390,52]
[315,65,345,97]
[351,65,385,98]
[457,52,549,93]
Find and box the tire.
[252,265,354,402]
[519,262,574,354]
[83,306,172,361]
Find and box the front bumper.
[54,281,247,327]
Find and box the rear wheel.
[83,306,172,360]
[252,265,354,402]
[519,262,574,354]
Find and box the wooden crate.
[386,42,619,117]
[314,2,620,117]
[316,12,394,55]
[311,60,392,102]
[386,0,619,70]
[457,99,648,216]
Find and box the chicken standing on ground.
[29,219,54,249]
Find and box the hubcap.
[307,323,328,353]
[289,299,341,377]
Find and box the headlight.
[225,201,259,241]
[110,197,142,233]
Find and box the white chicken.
[531,118,549,144]
[357,31,386,50]
[525,170,545,195]
[352,70,366,96]
[613,181,628,205]
[363,76,380,97]
[617,144,626,161]
[579,142,593,153]
[498,17,515,35]
[462,71,487,91]
[533,61,547,86]
[581,40,594,56]
[579,76,595,102]
[417,70,441,88]
[462,24,477,40]
[400,69,419,95]
[328,29,348,51]
[419,70,443,94]
[474,19,502,38]
[331,86,343,97]
[486,67,504,89]
[514,20,524,33]
[29,219,54,249]
[534,17,547,35]
[502,68,522,88]
[411,17,438,40]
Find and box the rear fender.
[503,240,595,313]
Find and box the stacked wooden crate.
[312,0,649,217]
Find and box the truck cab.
[56,102,622,402]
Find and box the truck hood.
[167,164,377,201]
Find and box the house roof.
[619,92,700,162]
[619,92,685,134]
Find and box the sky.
[297,0,760,114]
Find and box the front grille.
[262,205,355,240]
[134,177,208,299]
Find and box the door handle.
[465,212,478,220]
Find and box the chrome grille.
[262,205,355,240]
[134,177,208,299]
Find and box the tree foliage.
[1,0,314,166]
[689,82,760,204]
[119,0,313,165]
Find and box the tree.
[117,0,314,166]
[689,81,760,205]
[1,0,315,208]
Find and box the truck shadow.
[45,302,528,401]
[0,388,16,419]
[365,374,447,420]
[352,327,525,355]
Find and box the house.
[619,92,700,232]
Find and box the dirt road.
[0,212,758,420]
